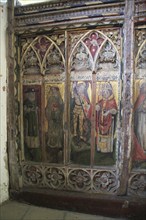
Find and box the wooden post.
[90,71,96,166]
[117,0,135,195]
[7,0,20,190]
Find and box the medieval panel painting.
[23,85,41,161]
[133,34,146,169]
[21,34,65,163]
[94,82,118,166]
[45,84,64,163]
[69,30,120,166]
[20,29,121,166]
[70,81,91,165]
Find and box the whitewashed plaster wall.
[0,1,9,204]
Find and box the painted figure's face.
[28,92,35,101]
[51,87,59,97]
[77,84,85,94]
[102,89,111,99]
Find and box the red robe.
[133,92,146,161]
[87,95,117,137]
[96,95,117,135]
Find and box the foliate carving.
[97,41,117,67]
[93,171,119,193]
[44,45,65,74]
[95,40,119,81]
[128,173,146,197]
[71,43,92,71]
[136,42,146,69]
[20,35,65,76]
[69,32,84,54]
[136,30,146,47]
[22,48,40,75]
[20,37,36,57]
[68,169,91,191]
[45,167,65,189]
[101,29,121,54]
[50,34,65,55]
[21,164,121,194]
[23,165,43,186]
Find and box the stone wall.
[0,1,9,204]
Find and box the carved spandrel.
[136,41,146,71]
[20,37,36,58]
[136,30,146,47]
[100,28,121,55]
[70,42,92,72]
[68,32,84,54]
[135,30,146,57]
[50,34,65,55]
[95,40,119,79]
[20,34,65,76]
[22,48,40,75]
[33,36,51,62]
[44,45,65,75]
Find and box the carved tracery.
[18,28,122,194]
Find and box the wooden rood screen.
[19,30,121,192]
[7,0,146,217]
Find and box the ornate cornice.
[14,1,125,29]
[15,0,124,15]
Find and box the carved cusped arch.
[135,40,146,78]
[69,30,120,74]
[20,35,65,76]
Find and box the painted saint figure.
[45,86,64,163]
[23,88,40,161]
[72,82,90,141]
[96,83,117,153]
[133,82,146,161]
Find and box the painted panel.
[70,81,91,165]
[132,32,146,169]
[45,83,64,163]
[69,29,120,166]
[94,82,118,166]
[23,85,42,161]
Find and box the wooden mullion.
[90,71,97,167]
[117,0,135,195]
